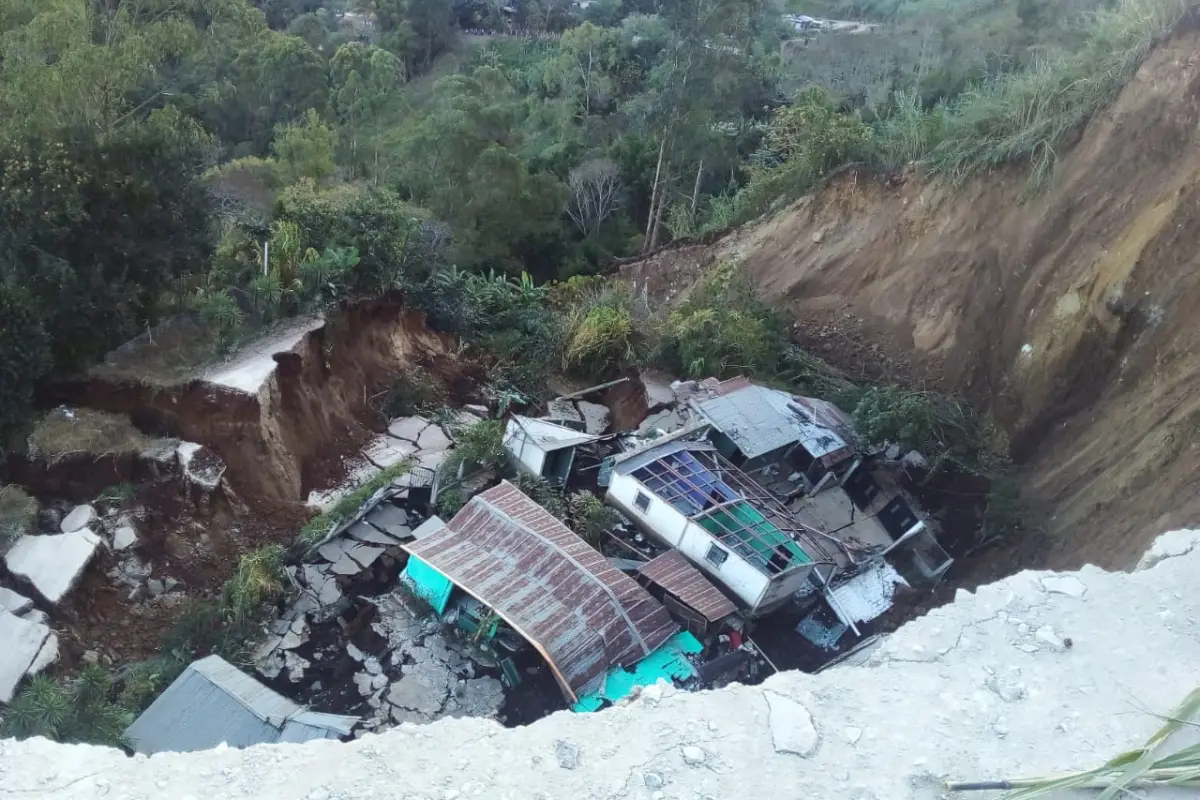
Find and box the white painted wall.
[504,420,546,477]
[607,472,772,611]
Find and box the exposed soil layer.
[45,299,452,503]
[623,26,1200,572]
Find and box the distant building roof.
[403,481,677,700]
[506,416,598,451]
[125,655,357,755]
[693,384,853,463]
[637,551,738,622]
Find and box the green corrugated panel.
[402,555,455,614]
[699,502,810,563]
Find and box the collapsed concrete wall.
[3,530,1198,799]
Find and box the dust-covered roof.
[403,482,678,700]
[505,416,598,451]
[693,384,853,462]
[124,655,357,754]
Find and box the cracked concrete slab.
[4,531,1200,800]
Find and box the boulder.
[0,610,52,703]
[5,529,102,604]
[60,504,97,533]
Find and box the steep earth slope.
[627,24,1200,571]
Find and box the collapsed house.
[399,481,683,704]
[125,655,359,754]
[603,430,843,617]
[503,416,599,484]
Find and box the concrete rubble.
[0,610,56,703]
[4,530,1199,800]
[0,587,33,615]
[59,504,96,533]
[4,528,101,604]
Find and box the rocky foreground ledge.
[2,531,1198,799]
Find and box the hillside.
[625,16,1200,571]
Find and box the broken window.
[634,492,651,513]
[705,544,729,567]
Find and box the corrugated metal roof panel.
[507,416,598,451]
[125,655,357,755]
[404,482,678,699]
[694,385,851,461]
[638,550,738,622]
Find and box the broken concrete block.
[639,371,678,410]
[362,435,413,469]
[388,417,430,443]
[28,632,59,675]
[60,505,97,533]
[576,401,611,436]
[317,540,348,563]
[415,450,448,472]
[365,504,409,536]
[147,579,166,598]
[5,529,101,604]
[112,525,138,551]
[416,425,451,453]
[327,552,362,575]
[346,543,385,569]
[0,587,33,615]
[464,405,488,418]
[176,442,226,490]
[284,651,310,682]
[346,521,403,546]
[0,610,52,703]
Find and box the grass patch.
[26,408,168,465]
[0,484,38,552]
[437,419,506,483]
[299,462,412,547]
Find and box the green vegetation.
[1,541,289,748]
[438,419,507,480]
[566,490,620,546]
[0,484,38,553]
[300,462,412,546]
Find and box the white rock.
[680,745,705,766]
[347,643,366,662]
[354,672,375,697]
[364,657,382,676]
[176,442,226,490]
[765,692,820,757]
[284,651,310,682]
[147,579,166,598]
[388,417,430,443]
[112,525,138,551]
[60,505,97,533]
[4,529,102,604]
[0,587,33,615]
[843,727,863,745]
[0,610,51,703]
[1040,576,1087,598]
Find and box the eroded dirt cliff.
[625,26,1200,571]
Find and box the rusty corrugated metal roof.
[403,482,678,700]
[637,550,738,622]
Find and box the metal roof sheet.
[404,481,678,700]
[506,416,598,451]
[694,385,851,461]
[637,550,738,622]
[124,655,358,754]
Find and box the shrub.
[566,490,619,546]
[436,487,465,517]
[221,544,286,627]
[377,369,443,419]
[852,386,996,474]
[563,286,639,377]
[512,472,566,519]
[300,462,412,546]
[1,668,133,748]
[438,419,506,482]
[977,474,1026,550]
[655,262,790,380]
[0,484,38,554]
[0,279,52,446]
